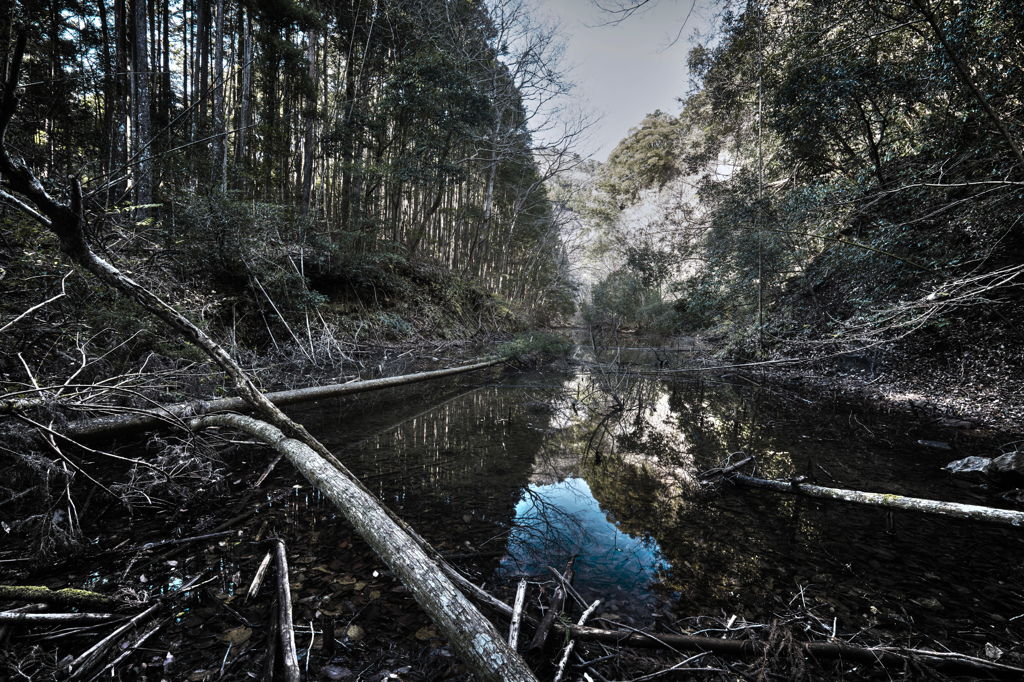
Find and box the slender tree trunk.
[301,27,319,215]
[234,7,252,191]
[162,0,171,125]
[97,0,115,208]
[212,0,226,191]
[196,0,209,131]
[132,0,152,214]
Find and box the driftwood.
[246,551,274,603]
[0,611,122,624]
[64,358,502,440]
[191,413,537,682]
[0,586,116,611]
[508,578,528,649]
[557,624,1024,678]
[728,472,1024,527]
[527,557,576,652]
[86,618,165,682]
[62,603,160,680]
[273,539,301,682]
[0,603,46,645]
[553,599,600,682]
[263,594,280,682]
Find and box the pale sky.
[540,0,717,162]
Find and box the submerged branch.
[727,472,1024,528]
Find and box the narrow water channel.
[288,362,1024,646]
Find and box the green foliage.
[497,331,573,362]
[599,111,682,207]
[585,0,1024,346]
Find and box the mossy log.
[0,586,117,611]
[190,413,537,682]
[728,473,1024,527]
[65,358,502,440]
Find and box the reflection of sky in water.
[497,477,667,596]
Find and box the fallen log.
[0,603,46,646]
[190,413,537,682]
[557,624,1024,678]
[0,612,123,624]
[0,586,117,611]
[272,539,300,682]
[65,358,502,440]
[508,579,528,649]
[728,472,1024,528]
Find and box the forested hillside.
[0,0,581,376]
[582,0,1023,376]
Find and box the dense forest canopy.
[581,0,1023,356]
[0,0,584,363]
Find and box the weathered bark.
[0,611,122,624]
[0,586,117,611]
[64,358,502,439]
[728,472,1024,528]
[508,578,527,649]
[246,551,273,603]
[273,539,300,682]
[558,624,1024,678]
[0,604,46,646]
[190,413,537,682]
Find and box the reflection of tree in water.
[577,375,815,620]
[498,484,591,574]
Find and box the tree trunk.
[234,7,252,190]
[190,413,537,682]
[132,0,151,213]
[212,0,226,190]
[301,26,319,215]
[63,357,503,439]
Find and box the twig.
[553,599,601,682]
[0,271,70,333]
[139,530,234,552]
[246,551,273,603]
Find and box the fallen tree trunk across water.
[65,358,502,440]
[1,39,532,682]
[728,472,1024,528]
[189,413,537,682]
[558,624,1024,678]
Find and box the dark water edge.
[4,361,1023,678]
[290,364,1024,641]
